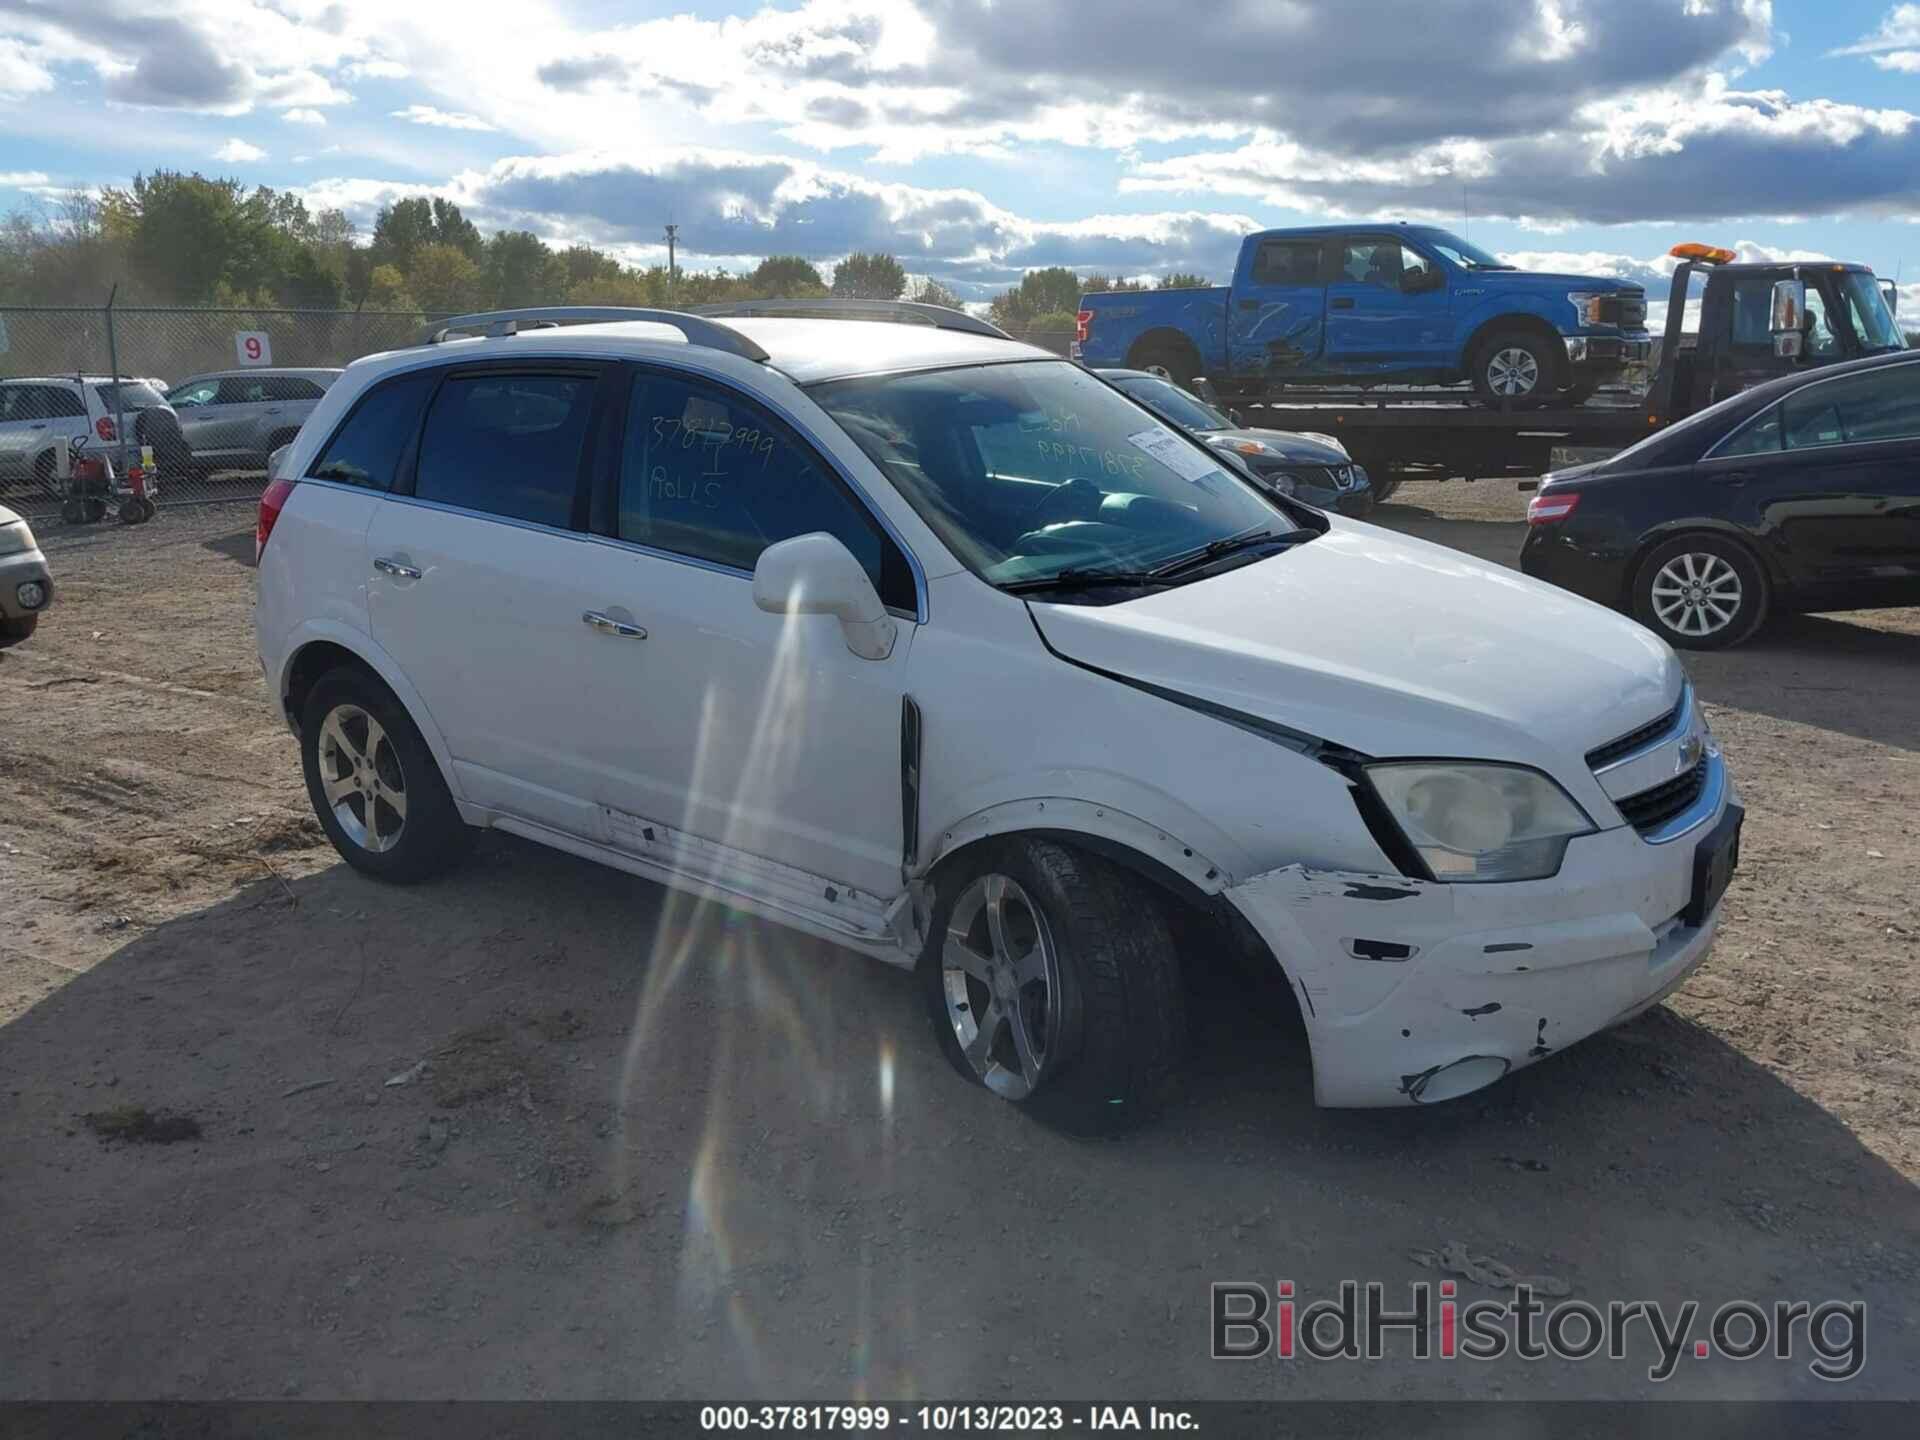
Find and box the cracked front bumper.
[1223,776,1737,1107]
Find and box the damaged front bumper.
[1223,779,1738,1107]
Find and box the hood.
[1205,429,1349,465]
[0,503,20,527]
[1029,518,1682,794]
[1485,271,1642,294]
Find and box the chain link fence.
[0,304,445,527]
[0,304,1077,534]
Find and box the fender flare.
[922,796,1234,897]
[275,620,466,804]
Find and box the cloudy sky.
[3,0,1920,302]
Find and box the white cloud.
[213,138,268,163]
[390,104,497,131]
[1831,4,1920,56]
[282,107,328,126]
[345,57,410,80]
[1874,50,1920,70]
[0,36,54,98]
[0,169,52,188]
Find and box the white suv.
[0,376,176,493]
[255,303,1741,1130]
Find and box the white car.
[255,303,1741,1130]
[0,376,177,492]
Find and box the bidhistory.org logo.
[1211,1280,1866,1382]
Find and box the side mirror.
[1406,267,1443,294]
[1770,278,1806,335]
[752,532,898,661]
[1881,279,1899,316]
[1229,408,1246,426]
[1191,376,1222,405]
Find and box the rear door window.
[92,381,165,411]
[413,371,597,528]
[267,376,326,402]
[1250,240,1322,286]
[308,369,439,491]
[169,379,219,408]
[1782,366,1920,450]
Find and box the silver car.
[166,368,341,472]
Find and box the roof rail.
[421,307,769,362]
[689,298,1011,341]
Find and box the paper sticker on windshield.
[1127,427,1222,483]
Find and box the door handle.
[264,407,282,415]
[373,557,422,579]
[582,610,647,639]
[1713,471,1753,487]
[1330,297,1356,310]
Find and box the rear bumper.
[1222,768,1737,1107]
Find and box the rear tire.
[0,614,37,649]
[1471,330,1558,409]
[300,666,471,883]
[1631,534,1770,650]
[921,838,1184,1135]
[1127,337,1205,394]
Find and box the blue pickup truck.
[1075,223,1651,408]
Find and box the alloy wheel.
[1486,347,1541,397]
[940,873,1061,1100]
[316,702,408,853]
[1650,552,1743,638]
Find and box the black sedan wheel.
[1631,535,1769,650]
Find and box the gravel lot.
[1,485,1916,1402]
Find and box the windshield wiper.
[1000,566,1170,596]
[1149,526,1318,578]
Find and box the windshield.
[1837,271,1905,353]
[93,381,167,410]
[813,360,1290,588]
[1416,229,1513,271]
[1110,374,1231,432]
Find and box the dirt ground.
[1,487,1916,1403]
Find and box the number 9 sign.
[234,331,273,367]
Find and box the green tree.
[749,254,829,297]
[1083,273,1145,293]
[561,243,624,288]
[1158,271,1209,289]
[408,243,482,314]
[831,251,908,300]
[1025,309,1079,334]
[364,263,419,313]
[483,229,565,308]
[988,267,1084,329]
[371,196,482,275]
[114,171,251,302]
[909,277,964,309]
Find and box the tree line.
[0,170,1206,326]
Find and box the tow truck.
[1225,244,1906,489]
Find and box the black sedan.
[1520,348,1920,649]
[1097,368,1376,516]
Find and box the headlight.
[1568,291,1616,327]
[1364,762,1595,882]
[1299,431,1349,458]
[0,521,34,558]
[1214,437,1283,458]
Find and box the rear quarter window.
[412,372,596,528]
[308,370,439,491]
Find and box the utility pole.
[664,224,679,299]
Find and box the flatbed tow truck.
[1229,245,1906,486]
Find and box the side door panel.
[579,364,915,899]
[1325,236,1451,371]
[1225,237,1328,383]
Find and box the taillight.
[257,476,296,561]
[1076,309,1092,344]
[1527,491,1581,525]
[95,415,116,442]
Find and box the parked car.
[256,303,1740,1130]
[1076,223,1651,407]
[1096,367,1375,515]
[0,376,187,494]
[167,368,341,472]
[1521,347,1920,649]
[0,500,53,646]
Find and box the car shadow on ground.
[199,528,257,567]
[1370,499,1524,569]
[1688,613,1920,751]
[5,835,1916,1399]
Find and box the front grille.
[1600,291,1648,329]
[1586,693,1684,769]
[1616,759,1707,835]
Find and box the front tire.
[1631,534,1770,650]
[922,838,1184,1134]
[1471,330,1557,408]
[300,666,471,882]
[0,614,37,648]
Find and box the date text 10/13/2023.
[699,1404,1200,1430]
